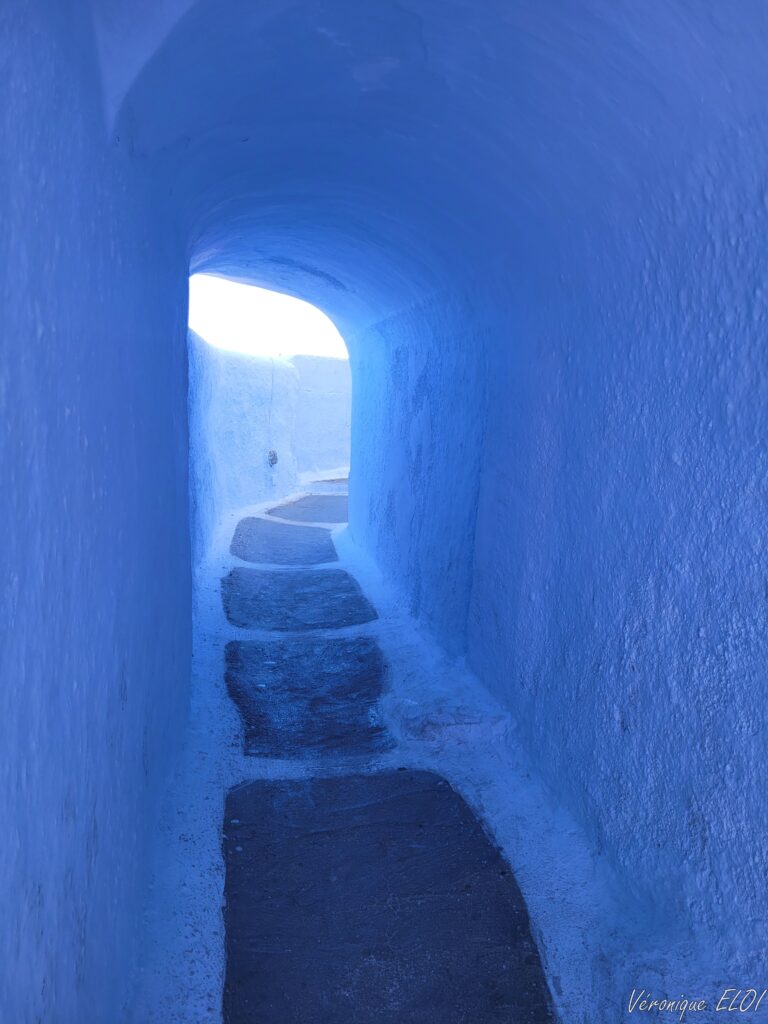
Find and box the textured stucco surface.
[350,295,487,654]
[188,331,300,559]
[5,0,768,1018]
[467,136,768,988]
[0,3,191,1021]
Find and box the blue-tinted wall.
[349,292,488,653]
[469,124,768,986]
[4,0,768,1017]
[1,4,191,1020]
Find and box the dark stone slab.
[230,516,338,566]
[267,493,348,523]
[221,567,377,631]
[225,636,393,757]
[223,771,554,1024]
[308,477,349,494]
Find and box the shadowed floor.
[230,516,338,565]
[225,635,393,757]
[223,771,555,1024]
[220,496,553,1023]
[221,567,377,631]
[267,493,348,523]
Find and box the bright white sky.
[188,274,348,359]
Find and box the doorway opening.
[187,274,351,559]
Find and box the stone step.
[222,770,554,1024]
[231,515,338,566]
[267,493,348,523]
[225,635,393,758]
[221,567,377,631]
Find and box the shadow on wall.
[188,330,351,561]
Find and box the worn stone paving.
[230,515,337,565]
[225,635,393,758]
[267,492,348,523]
[221,566,377,631]
[220,494,554,1024]
[223,771,554,1024]
[306,476,349,494]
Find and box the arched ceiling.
[100,0,768,332]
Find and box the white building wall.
[0,9,191,1023]
[290,355,351,477]
[188,334,351,560]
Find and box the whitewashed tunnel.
[2,3,767,1022]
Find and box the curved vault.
[104,0,767,335]
[94,0,768,1007]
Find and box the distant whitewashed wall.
[188,333,350,559]
[290,355,351,476]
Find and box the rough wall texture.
[189,337,351,560]
[468,131,768,984]
[6,0,768,1016]
[0,3,191,1021]
[107,0,768,993]
[350,295,487,655]
[188,332,299,558]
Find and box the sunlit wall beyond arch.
[187,277,351,557]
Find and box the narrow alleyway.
[219,485,553,1022]
[7,6,768,1022]
[131,475,632,1024]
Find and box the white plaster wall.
[467,131,768,998]
[349,294,486,657]
[189,336,351,561]
[290,355,351,476]
[0,4,191,1022]
[349,132,768,999]
[188,331,299,560]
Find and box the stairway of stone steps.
[218,483,555,1023]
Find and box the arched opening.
[5,3,768,1022]
[187,273,351,560]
